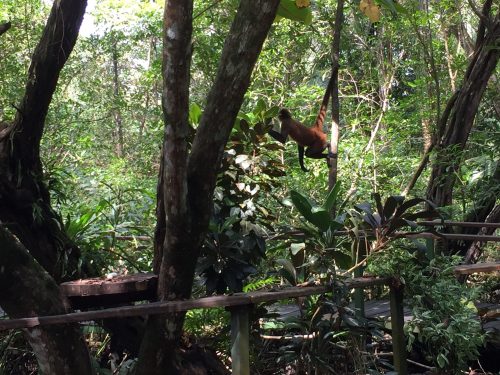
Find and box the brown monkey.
[269,74,335,172]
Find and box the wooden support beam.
[389,282,407,375]
[453,262,500,275]
[229,305,251,375]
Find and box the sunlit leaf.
[359,0,381,22]
[295,0,310,8]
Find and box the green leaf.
[189,102,202,125]
[383,195,404,220]
[324,181,341,212]
[330,250,352,269]
[290,190,314,222]
[310,208,331,232]
[276,0,313,25]
[378,0,397,13]
[290,242,305,256]
[276,258,297,285]
[253,98,266,116]
[265,106,280,119]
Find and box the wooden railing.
[0,219,498,375]
[0,276,404,374]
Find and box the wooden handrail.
[453,262,500,275]
[0,277,390,331]
[417,221,500,228]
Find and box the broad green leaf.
[276,258,297,285]
[265,106,280,119]
[253,98,266,116]
[330,250,352,269]
[383,195,404,220]
[277,0,313,25]
[378,0,397,13]
[324,181,341,212]
[291,190,314,222]
[310,209,331,231]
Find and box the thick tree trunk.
[0,1,93,373]
[0,227,93,375]
[0,0,89,281]
[426,6,499,207]
[137,0,280,373]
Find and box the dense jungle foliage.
[0,0,498,374]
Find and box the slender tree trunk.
[137,1,280,373]
[0,22,11,36]
[112,37,124,157]
[328,0,344,192]
[427,6,499,207]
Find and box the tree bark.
[458,204,500,283]
[328,0,344,192]
[0,0,89,281]
[111,35,124,158]
[0,22,11,37]
[0,1,94,373]
[137,0,280,373]
[426,7,499,207]
[0,226,93,375]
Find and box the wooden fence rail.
[0,276,407,375]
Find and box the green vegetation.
[0,0,498,373]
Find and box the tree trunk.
[328,0,344,192]
[0,0,91,281]
[112,36,124,158]
[0,1,93,373]
[0,227,93,375]
[136,0,280,373]
[0,22,11,36]
[427,6,499,207]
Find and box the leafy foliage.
[367,248,485,372]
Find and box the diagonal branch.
[0,21,11,36]
[8,1,87,172]
[188,0,281,235]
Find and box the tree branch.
[9,0,87,172]
[188,0,280,234]
[0,22,11,37]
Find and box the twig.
[407,358,435,370]
[193,0,224,20]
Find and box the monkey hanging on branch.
[268,74,335,172]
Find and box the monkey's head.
[278,108,292,120]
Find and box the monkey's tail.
[298,145,309,172]
[312,72,335,130]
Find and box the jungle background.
[0,0,498,374]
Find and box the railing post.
[389,280,407,375]
[229,304,251,375]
